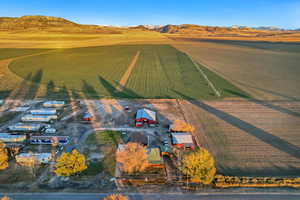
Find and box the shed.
[171,132,195,149]
[135,108,157,127]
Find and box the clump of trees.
[54,149,87,176]
[0,141,8,170]
[103,194,129,200]
[181,148,216,184]
[171,120,195,132]
[116,142,149,174]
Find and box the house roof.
[171,132,194,144]
[136,108,156,121]
[147,148,163,164]
[16,153,52,162]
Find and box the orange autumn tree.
[103,194,129,200]
[1,196,11,200]
[0,141,8,170]
[181,148,216,184]
[171,120,195,132]
[116,142,148,174]
[54,149,87,176]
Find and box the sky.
[1,0,300,29]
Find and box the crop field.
[173,39,300,100]
[6,44,247,99]
[0,48,50,60]
[180,99,300,177]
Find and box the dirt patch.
[116,51,140,92]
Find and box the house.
[43,101,65,108]
[147,148,164,168]
[171,132,195,149]
[0,133,26,143]
[16,153,52,165]
[30,136,70,145]
[135,108,157,127]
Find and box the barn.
[171,132,195,149]
[135,108,157,127]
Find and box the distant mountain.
[0,15,122,34]
[254,26,283,31]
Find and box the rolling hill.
[0,15,122,34]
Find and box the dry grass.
[0,30,169,48]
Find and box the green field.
[8,44,249,99]
[0,48,50,60]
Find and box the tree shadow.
[173,90,300,160]
[82,80,100,99]
[225,88,300,118]
[25,69,43,99]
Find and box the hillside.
[157,24,300,38]
[0,15,122,34]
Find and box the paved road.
[2,193,300,200]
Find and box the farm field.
[0,48,50,60]
[6,44,247,99]
[180,99,300,177]
[172,39,300,100]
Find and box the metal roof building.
[21,114,57,123]
[30,136,70,145]
[16,153,52,165]
[135,108,157,127]
[171,132,195,149]
[43,101,65,108]
[8,123,43,132]
[0,133,26,143]
[30,109,57,115]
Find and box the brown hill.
[158,24,296,36]
[0,15,122,34]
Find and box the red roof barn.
[135,108,157,127]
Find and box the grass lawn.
[8,44,249,99]
[85,131,122,176]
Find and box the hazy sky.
[1,0,300,28]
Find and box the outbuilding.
[0,133,26,143]
[16,153,52,165]
[43,101,65,108]
[82,112,93,121]
[171,132,195,149]
[29,136,70,145]
[135,108,157,127]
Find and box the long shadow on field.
[82,80,100,99]
[25,69,43,99]
[11,73,32,100]
[173,90,300,160]
[225,89,300,118]
[236,81,300,101]
[45,81,71,101]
